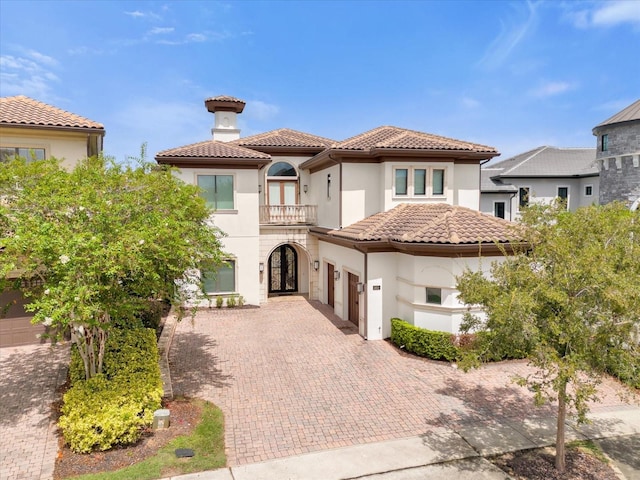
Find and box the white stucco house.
[156,96,517,338]
[480,146,599,221]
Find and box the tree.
[0,152,225,380]
[456,202,640,473]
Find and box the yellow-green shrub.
[390,318,458,361]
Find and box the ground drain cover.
[175,448,195,458]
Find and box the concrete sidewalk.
[161,405,640,480]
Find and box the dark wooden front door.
[348,272,359,326]
[327,262,335,308]
[269,245,297,294]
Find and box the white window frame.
[584,184,593,197]
[426,287,443,305]
[493,201,506,219]
[518,186,531,210]
[392,166,448,198]
[202,259,237,294]
[196,173,236,212]
[557,185,570,210]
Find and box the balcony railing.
[260,205,317,225]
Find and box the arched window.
[267,162,297,177]
[266,162,298,205]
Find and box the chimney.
[204,96,246,142]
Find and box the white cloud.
[124,10,145,18]
[566,1,640,28]
[460,97,481,109]
[529,81,575,98]
[477,2,539,70]
[245,100,280,121]
[150,27,174,35]
[0,53,59,98]
[186,33,207,42]
[26,49,58,67]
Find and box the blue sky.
[1,0,639,164]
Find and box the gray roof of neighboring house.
[484,146,597,179]
[481,168,518,193]
[594,99,640,129]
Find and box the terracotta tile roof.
[156,140,270,159]
[333,126,497,153]
[0,95,104,131]
[232,128,334,149]
[330,203,514,244]
[594,99,640,128]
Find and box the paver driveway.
[0,343,69,480]
[169,296,636,466]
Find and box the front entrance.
[348,272,359,326]
[269,245,298,294]
[327,262,335,308]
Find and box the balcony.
[260,205,317,225]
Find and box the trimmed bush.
[60,327,163,453]
[215,296,224,308]
[390,318,458,361]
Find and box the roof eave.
[0,123,105,135]
[155,156,271,169]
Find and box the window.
[197,175,234,210]
[267,162,296,177]
[557,187,569,210]
[393,167,446,197]
[203,260,236,293]
[395,169,408,195]
[432,169,445,195]
[518,187,530,208]
[1,147,45,163]
[601,134,608,152]
[414,169,426,195]
[494,201,505,219]
[584,185,593,196]
[426,287,442,305]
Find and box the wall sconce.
[313,260,319,271]
[303,184,308,193]
[259,262,264,272]
[356,282,365,293]
[334,270,340,280]
[258,185,262,194]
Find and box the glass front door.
[269,245,298,293]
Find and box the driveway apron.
[0,343,69,480]
[169,296,637,466]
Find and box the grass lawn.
[67,399,225,480]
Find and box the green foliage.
[61,328,163,453]
[456,202,640,471]
[226,295,237,308]
[66,400,225,480]
[390,318,458,361]
[215,296,224,308]
[237,295,244,307]
[0,151,225,379]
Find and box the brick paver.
[169,297,637,466]
[0,343,69,480]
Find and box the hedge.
[61,328,163,453]
[390,318,458,361]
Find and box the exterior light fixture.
[313,260,319,271]
[303,184,308,193]
[259,262,264,272]
[334,270,340,280]
[258,185,262,194]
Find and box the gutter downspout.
[328,154,342,228]
[354,244,368,340]
[479,157,492,210]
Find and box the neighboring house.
[157,96,516,338]
[592,99,640,209]
[0,95,105,347]
[480,146,599,220]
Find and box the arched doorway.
[269,244,298,294]
[267,161,298,206]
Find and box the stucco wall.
[479,192,515,221]
[452,163,481,209]
[341,162,383,227]
[0,127,93,170]
[312,164,341,228]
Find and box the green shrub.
[605,347,640,389]
[61,327,163,453]
[226,295,236,308]
[215,296,224,308]
[237,295,244,307]
[390,318,457,361]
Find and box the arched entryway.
[269,244,298,294]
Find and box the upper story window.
[267,161,298,206]
[601,134,609,152]
[1,147,45,163]
[557,186,569,210]
[584,185,593,197]
[518,187,530,209]
[394,167,446,197]
[267,162,297,177]
[494,201,505,219]
[197,175,234,210]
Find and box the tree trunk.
[555,380,567,472]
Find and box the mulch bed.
[53,397,202,479]
[490,446,620,480]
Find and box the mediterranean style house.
[592,99,640,210]
[480,146,599,220]
[0,95,105,347]
[156,96,516,338]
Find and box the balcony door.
[268,181,297,205]
[269,245,298,294]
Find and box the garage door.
[0,289,44,348]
